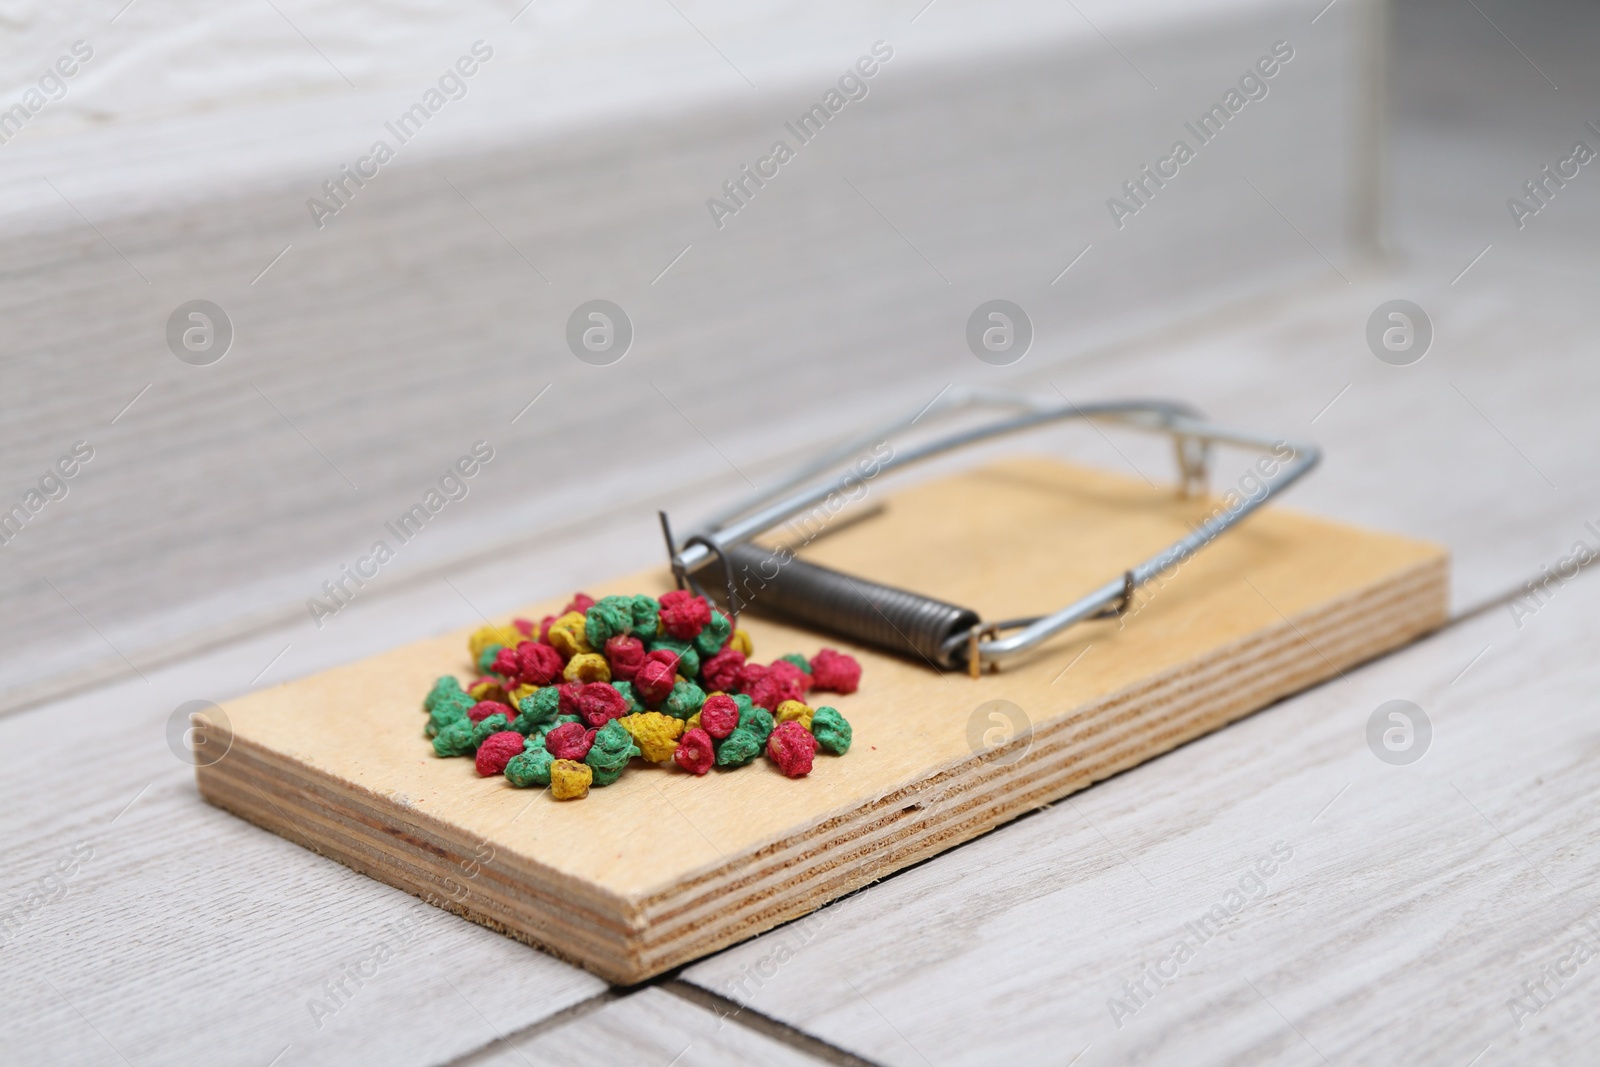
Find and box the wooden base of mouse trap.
[196,458,1447,984]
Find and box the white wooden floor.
[6,1,1600,1065]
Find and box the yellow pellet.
[468,623,522,661]
[510,683,539,705]
[469,680,506,702]
[730,629,753,656]
[563,652,611,684]
[546,612,593,658]
[550,759,593,800]
[775,700,814,730]
[620,712,684,762]
[685,710,702,732]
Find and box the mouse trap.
[197,391,1448,983]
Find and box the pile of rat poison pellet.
[421,591,858,800]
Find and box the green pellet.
[778,653,811,674]
[629,595,660,640]
[585,719,639,786]
[505,746,555,788]
[426,691,473,738]
[738,704,774,745]
[423,675,465,713]
[512,687,562,733]
[470,713,510,748]
[694,610,732,657]
[585,596,634,647]
[432,719,476,757]
[810,706,852,755]
[714,727,762,768]
[477,644,504,674]
[663,680,705,720]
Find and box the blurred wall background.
[4,0,1594,716]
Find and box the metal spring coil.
[721,543,979,670]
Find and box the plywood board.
[195,457,1448,983]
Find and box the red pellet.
[733,662,768,694]
[564,592,596,615]
[526,642,566,685]
[577,682,627,727]
[538,615,557,642]
[745,677,781,711]
[557,682,584,716]
[768,659,813,692]
[634,659,677,707]
[699,694,741,739]
[645,647,681,674]
[766,720,818,778]
[468,700,513,725]
[544,721,595,761]
[604,635,647,682]
[701,648,746,692]
[674,727,715,776]
[809,648,861,694]
[658,589,712,640]
[513,617,535,636]
[493,641,565,686]
[475,731,525,776]
[748,662,809,711]
[491,645,523,679]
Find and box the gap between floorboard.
[443,988,621,1066]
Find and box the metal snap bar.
[660,388,1319,674]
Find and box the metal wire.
[663,389,1320,674]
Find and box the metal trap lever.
[660,389,1319,675]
